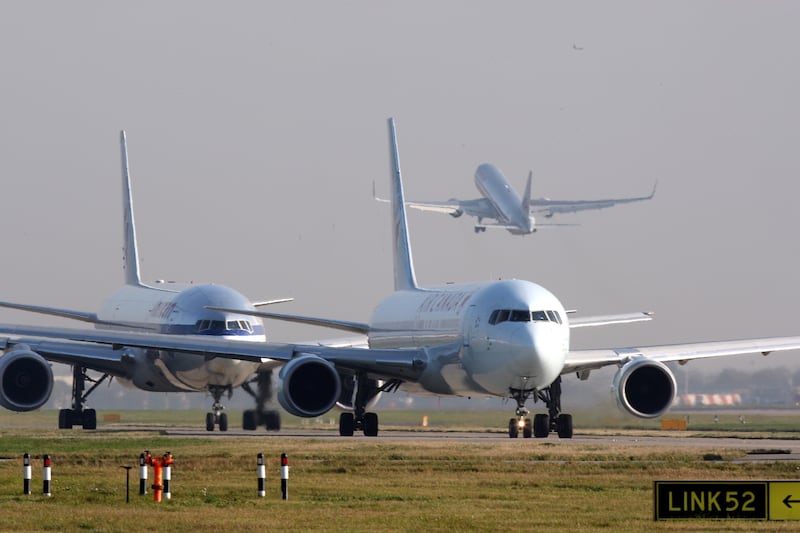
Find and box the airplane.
[0,118,798,440]
[375,162,656,234]
[0,131,293,432]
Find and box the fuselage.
[96,283,265,394]
[369,279,569,397]
[474,163,535,234]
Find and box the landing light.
[517,419,525,429]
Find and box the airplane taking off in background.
[0,132,290,431]
[377,162,656,234]
[0,119,798,439]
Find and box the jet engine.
[277,354,341,417]
[0,347,54,412]
[611,358,676,419]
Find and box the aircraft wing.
[562,336,800,375]
[0,300,101,324]
[375,185,497,219]
[568,312,653,328]
[530,182,657,216]
[0,323,429,382]
[0,300,155,330]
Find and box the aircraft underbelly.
[133,350,258,393]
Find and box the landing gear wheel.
[83,408,97,430]
[556,414,573,439]
[205,412,215,432]
[264,410,281,431]
[339,412,354,436]
[522,418,532,439]
[508,418,519,438]
[218,412,228,432]
[58,409,73,429]
[363,412,379,437]
[533,413,550,438]
[242,410,257,430]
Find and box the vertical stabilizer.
[387,118,418,291]
[120,131,143,287]
[522,171,532,213]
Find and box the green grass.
[0,410,799,531]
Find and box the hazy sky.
[1,1,799,382]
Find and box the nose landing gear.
[205,385,230,431]
[508,377,573,439]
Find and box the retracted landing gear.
[241,370,281,431]
[338,374,400,437]
[205,385,231,431]
[508,377,573,439]
[58,365,109,430]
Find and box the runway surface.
[100,425,800,460]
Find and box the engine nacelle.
[611,358,676,419]
[0,347,54,412]
[277,354,341,418]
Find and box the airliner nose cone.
[510,324,565,387]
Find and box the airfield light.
[257,453,266,497]
[280,453,289,500]
[23,453,31,495]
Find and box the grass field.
[1,409,800,532]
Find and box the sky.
[1,0,799,394]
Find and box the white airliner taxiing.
[0,132,290,431]
[377,161,656,234]
[0,119,798,439]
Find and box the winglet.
[522,170,533,213]
[387,118,418,291]
[120,131,144,287]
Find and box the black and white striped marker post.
[42,455,51,497]
[163,452,172,500]
[280,453,288,500]
[139,452,148,496]
[23,453,31,495]
[257,453,266,497]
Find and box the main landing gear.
[58,365,110,430]
[338,374,400,437]
[508,376,573,439]
[241,370,281,431]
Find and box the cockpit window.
[196,319,254,334]
[546,310,562,324]
[489,309,562,325]
[509,310,531,322]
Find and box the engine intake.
[0,347,53,412]
[611,358,676,418]
[277,354,341,418]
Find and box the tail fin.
[522,170,532,213]
[120,131,144,287]
[387,118,418,291]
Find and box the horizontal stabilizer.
[568,311,653,328]
[252,298,294,307]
